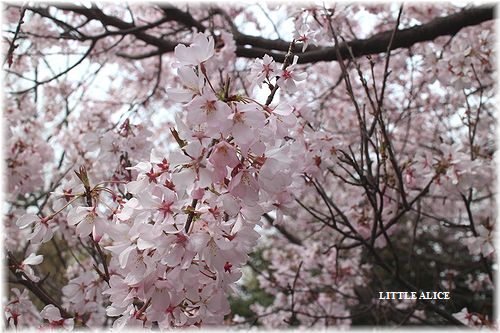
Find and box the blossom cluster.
[7,32,312,329]
[3,4,495,329]
[100,32,310,328]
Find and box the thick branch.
[236,5,495,63]
[25,4,494,64]
[7,252,71,318]
[157,4,206,32]
[263,213,303,246]
[53,4,177,51]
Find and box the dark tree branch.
[11,40,96,94]
[263,213,303,246]
[52,4,178,50]
[235,5,495,63]
[460,192,493,283]
[4,5,26,67]
[7,252,71,318]
[20,4,495,64]
[157,4,206,32]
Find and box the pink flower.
[5,288,38,328]
[102,275,134,316]
[167,66,204,102]
[228,169,260,206]
[258,157,292,194]
[174,32,215,66]
[452,308,482,326]
[169,141,213,196]
[132,186,182,227]
[228,103,266,147]
[16,213,53,244]
[186,91,232,137]
[294,24,318,52]
[18,253,43,282]
[466,225,494,257]
[276,55,307,93]
[62,272,95,306]
[40,305,74,330]
[160,232,196,268]
[262,102,296,141]
[249,54,278,89]
[209,141,240,182]
[67,206,106,240]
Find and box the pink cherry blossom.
[18,253,43,282]
[3,3,495,330]
[276,55,307,93]
[294,24,318,52]
[228,169,260,206]
[16,213,54,243]
[174,32,215,66]
[40,305,74,330]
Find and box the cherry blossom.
[276,55,307,93]
[249,54,278,90]
[17,253,44,282]
[4,288,41,328]
[174,32,215,66]
[294,24,318,52]
[16,213,54,244]
[40,305,74,330]
[3,3,495,330]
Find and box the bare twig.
[4,5,26,67]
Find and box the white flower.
[294,24,318,52]
[16,213,54,244]
[174,32,215,66]
[249,54,278,90]
[18,253,43,282]
[40,304,74,330]
[276,55,307,93]
[67,206,106,239]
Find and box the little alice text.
[379,291,450,300]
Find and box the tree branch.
[263,213,303,246]
[23,4,494,64]
[235,5,495,63]
[3,5,26,67]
